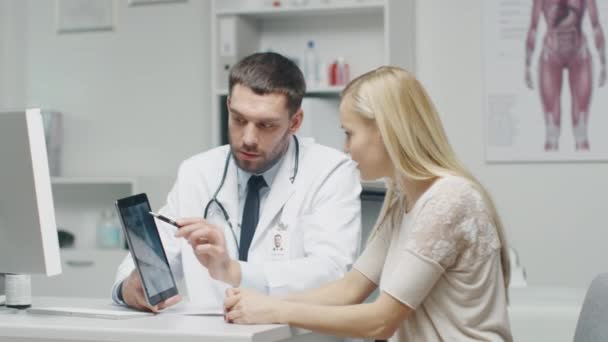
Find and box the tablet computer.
[115,193,178,306]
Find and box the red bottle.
[336,57,349,86]
[329,60,338,86]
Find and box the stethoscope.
[203,135,300,249]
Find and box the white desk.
[0,297,339,342]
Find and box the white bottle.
[289,0,309,6]
[304,40,319,87]
[96,209,122,249]
[319,60,328,87]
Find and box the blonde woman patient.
[223,66,513,342]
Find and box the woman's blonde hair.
[342,66,510,288]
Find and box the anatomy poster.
[483,0,608,162]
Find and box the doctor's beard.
[230,129,291,175]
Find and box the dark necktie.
[239,175,267,261]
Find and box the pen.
[148,211,180,228]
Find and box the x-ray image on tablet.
[115,194,178,306]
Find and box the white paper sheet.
[159,302,223,316]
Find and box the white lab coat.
[113,137,362,310]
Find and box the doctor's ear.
[288,108,303,133]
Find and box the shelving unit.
[50,177,135,186]
[360,180,387,200]
[216,85,344,96]
[210,0,415,145]
[215,1,385,18]
[29,177,136,298]
[51,177,136,251]
[211,0,416,197]
[31,249,128,298]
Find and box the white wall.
[416,0,608,288]
[24,0,212,208]
[0,0,26,108]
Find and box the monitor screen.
[0,109,61,276]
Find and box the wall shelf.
[216,85,343,97]
[51,177,136,251]
[361,180,386,201]
[216,1,384,19]
[51,177,136,186]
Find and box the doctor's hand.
[175,218,241,286]
[224,288,284,325]
[121,270,181,313]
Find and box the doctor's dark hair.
[228,52,306,116]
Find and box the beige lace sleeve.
[404,178,501,270]
[377,178,502,309]
[353,221,391,285]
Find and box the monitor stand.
[3,274,31,309]
[0,295,18,315]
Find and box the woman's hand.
[224,288,285,324]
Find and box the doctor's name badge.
[270,221,289,259]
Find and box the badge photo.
[270,222,289,259]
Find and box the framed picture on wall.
[56,0,114,33]
[128,0,186,6]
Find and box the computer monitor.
[0,109,61,293]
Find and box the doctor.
[112,52,362,312]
